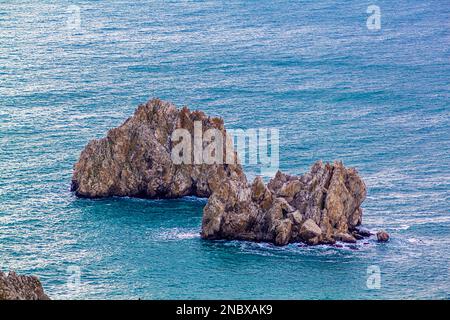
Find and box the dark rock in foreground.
[72,98,373,246]
[0,271,50,300]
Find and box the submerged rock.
[0,271,49,300]
[354,226,373,237]
[377,230,390,242]
[72,98,369,246]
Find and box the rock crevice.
[72,98,370,246]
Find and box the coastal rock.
[299,219,322,241]
[274,219,293,246]
[377,231,390,242]
[352,232,364,240]
[71,99,246,199]
[0,271,49,300]
[334,232,357,243]
[354,226,373,237]
[200,160,367,245]
[72,98,368,246]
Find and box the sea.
[0,0,449,299]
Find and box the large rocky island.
[72,98,381,246]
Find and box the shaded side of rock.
[0,271,49,300]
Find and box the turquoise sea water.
[0,0,449,299]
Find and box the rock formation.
[377,230,390,242]
[72,98,377,246]
[202,160,367,245]
[72,98,245,199]
[0,271,50,300]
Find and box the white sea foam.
[153,228,200,241]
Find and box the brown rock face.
[299,219,322,243]
[0,271,50,300]
[72,99,246,199]
[72,98,368,246]
[203,160,367,245]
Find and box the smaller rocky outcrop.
[377,230,390,242]
[0,271,50,300]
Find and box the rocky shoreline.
[72,98,388,246]
[0,271,49,300]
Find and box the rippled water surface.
[0,0,449,299]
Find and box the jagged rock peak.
[71,98,245,199]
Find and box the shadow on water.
[71,195,206,224]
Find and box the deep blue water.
[0,0,449,299]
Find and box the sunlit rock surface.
[0,271,50,300]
